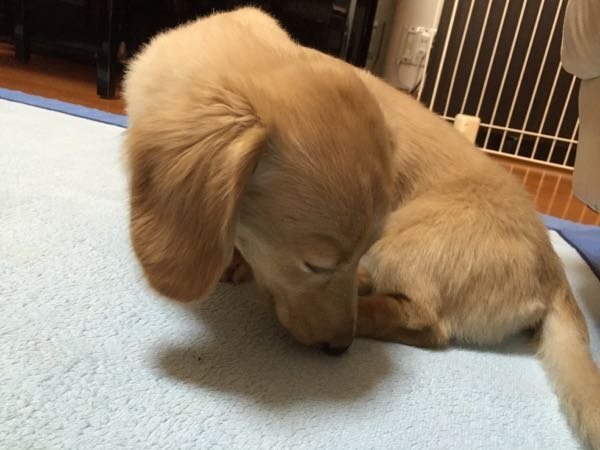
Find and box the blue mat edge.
[543,215,600,280]
[0,87,127,128]
[1,87,598,278]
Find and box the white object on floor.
[1,99,599,449]
[453,113,481,144]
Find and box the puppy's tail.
[539,283,600,449]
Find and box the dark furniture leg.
[14,0,30,62]
[97,0,118,98]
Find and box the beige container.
[562,0,600,212]
[572,78,600,212]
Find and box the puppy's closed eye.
[303,261,336,274]
[298,234,343,275]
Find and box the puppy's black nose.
[319,342,350,356]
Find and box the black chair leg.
[97,0,118,99]
[14,0,31,62]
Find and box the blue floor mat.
[543,214,600,280]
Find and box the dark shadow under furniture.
[5,0,379,99]
[11,0,126,98]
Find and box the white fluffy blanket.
[1,96,599,449]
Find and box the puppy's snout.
[319,342,351,356]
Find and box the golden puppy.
[123,8,394,352]
[123,7,600,447]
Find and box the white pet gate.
[417,0,578,170]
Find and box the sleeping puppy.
[123,7,600,447]
[123,7,394,353]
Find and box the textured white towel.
[1,98,599,449]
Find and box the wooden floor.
[1,42,599,225]
[0,42,124,114]
[497,158,600,225]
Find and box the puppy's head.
[237,64,393,352]
[125,62,393,352]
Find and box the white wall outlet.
[398,26,432,67]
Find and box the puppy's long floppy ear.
[125,85,268,301]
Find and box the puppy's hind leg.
[357,293,449,348]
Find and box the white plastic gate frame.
[417,0,579,170]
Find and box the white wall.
[382,0,444,91]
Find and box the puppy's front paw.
[357,265,374,296]
[220,249,254,285]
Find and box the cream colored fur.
[123,7,600,448]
